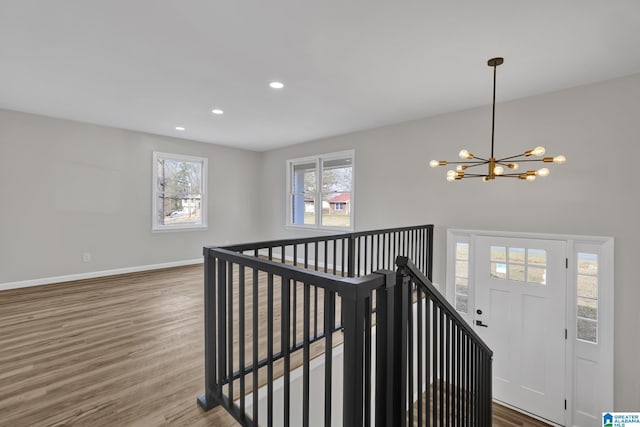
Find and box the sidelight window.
[455,242,469,313]
[576,252,598,343]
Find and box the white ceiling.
[1,1,640,152]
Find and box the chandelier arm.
[494,161,517,167]
[495,154,528,162]
[443,160,488,165]
[460,174,489,178]
[462,163,489,169]
[470,156,490,162]
[499,158,548,163]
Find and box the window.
[152,152,207,231]
[455,242,470,313]
[490,245,547,285]
[576,252,598,343]
[287,151,354,230]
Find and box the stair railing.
[393,256,493,427]
[197,224,492,426]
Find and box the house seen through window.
[152,152,207,231]
[288,151,354,230]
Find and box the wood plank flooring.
[0,265,550,426]
[410,385,551,427]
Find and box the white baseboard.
[0,258,204,292]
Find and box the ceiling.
[2,1,640,152]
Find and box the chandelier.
[430,57,566,182]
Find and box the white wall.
[0,109,264,284]
[259,73,640,411]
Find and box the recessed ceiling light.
[269,81,284,89]
[211,109,224,115]
[175,126,185,131]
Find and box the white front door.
[474,236,567,425]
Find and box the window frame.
[152,151,208,232]
[286,150,355,232]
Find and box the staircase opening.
[197,225,493,426]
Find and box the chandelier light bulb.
[508,163,519,170]
[553,155,566,164]
[494,165,504,175]
[458,149,470,159]
[532,146,546,156]
[446,170,456,181]
[537,167,550,177]
[482,176,489,182]
[429,160,439,168]
[526,175,536,181]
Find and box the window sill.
[152,225,208,233]
[285,224,354,233]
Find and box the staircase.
[197,225,492,426]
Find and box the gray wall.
[0,109,263,283]
[259,74,640,411]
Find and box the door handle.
[475,320,488,328]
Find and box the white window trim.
[285,149,355,232]
[152,151,208,232]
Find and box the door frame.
[445,229,614,427]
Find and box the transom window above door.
[490,246,547,285]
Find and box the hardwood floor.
[0,265,550,426]
[409,384,551,427]
[0,266,237,427]
[492,403,552,426]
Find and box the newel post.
[197,247,219,411]
[341,284,367,427]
